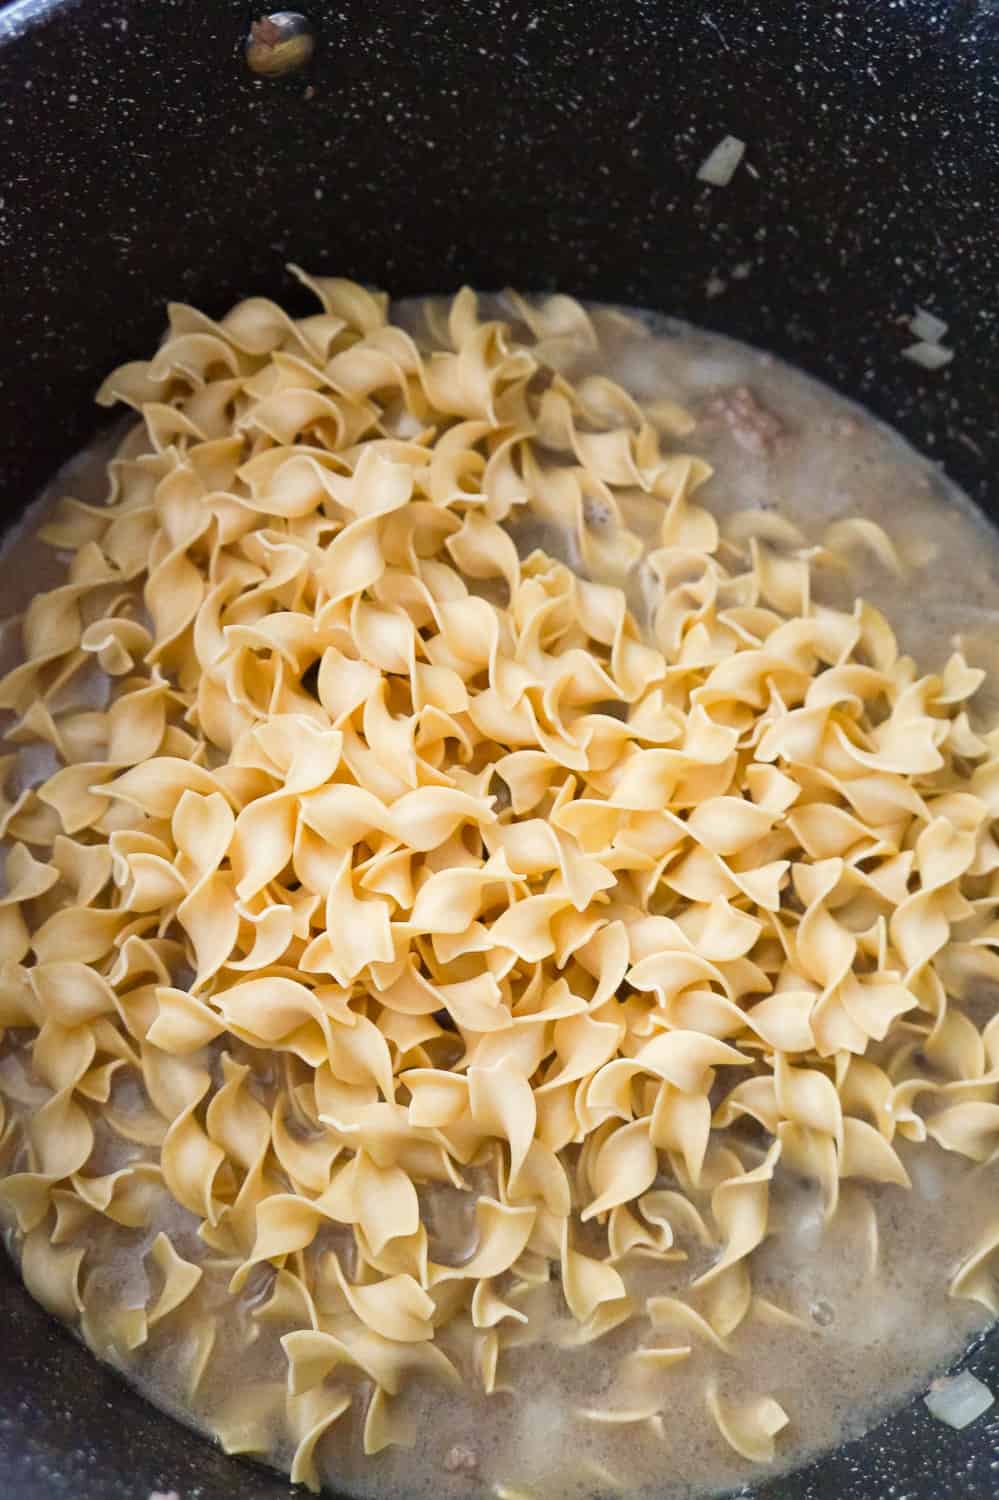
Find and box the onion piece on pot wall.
[924,1371,994,1430]
[697,135,746,187]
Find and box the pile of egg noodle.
[0,274,998,1491]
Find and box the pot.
[0,1,996,1496]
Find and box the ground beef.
[443,1444,479,1475]
[699,384,785,455]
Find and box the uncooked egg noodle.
[0,275,997,1494]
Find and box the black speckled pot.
[0,1,997,1497]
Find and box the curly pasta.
[0,277,997,1495]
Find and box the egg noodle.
[0,276,997,1492]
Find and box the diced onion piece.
[924,1371,994,1429]
[903,341,954,371]
[910,306,949,343]
[697,136,746,187]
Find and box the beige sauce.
[1,302,997,1499]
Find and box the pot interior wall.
[0,1,997,1497]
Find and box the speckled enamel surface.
[0,2,996,1498]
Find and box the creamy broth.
[0,292,996,1500]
